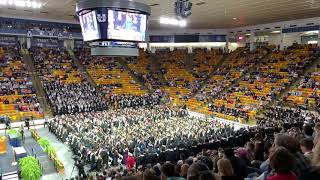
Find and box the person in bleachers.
[274,133,311,178]
[300,138,314,160]
[187,162,215,180]
[267,147,297,180]
[216,158,240,180]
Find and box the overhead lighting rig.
[0,0,42,8]
[175,0,192,18]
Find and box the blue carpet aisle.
[23,130,56,175]
[36,128,78,180]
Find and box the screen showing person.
[107,10,147,42]
[79,10,101,41]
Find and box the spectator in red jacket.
[126,153,135,172]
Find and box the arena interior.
[0,0,320,180]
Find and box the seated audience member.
[253,141,265,164]
[314,123,320,145]
[300,141,320,180]
[267,147,297,180]
[144,169,160,180]
[187,162,216,180]
[224,148,247,179]
[300,138,314,160]
[303,124,314,140]
[180,164,189,179]
[301,140,320,180]
[246,142,255,162]
[216,158,240,180]
[161,162,184,180]
[274,133,311,178]
[312,141,320,167]
[199,156,214,172]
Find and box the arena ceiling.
[1,0,320,29]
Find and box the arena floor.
[0,111,254,179]
[0,124,78,180]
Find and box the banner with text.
[31,38,64,48]
[0,36,17,46]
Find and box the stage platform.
[0,136,18,175]
[0,128,64,180]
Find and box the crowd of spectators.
[0,46,41,117]
[201,45,319,120]
[156,49,201,100]
[107,93,161,109]
[0,46,35,95]
[286,63,320,109]
[49,103,320,180]
[30,47,107,115]
[0,18,81,33]
[126,54,163,89]
[75,48,147,96]
[49,104,244,179]
[44,81,107,115]
[197,48,265,101]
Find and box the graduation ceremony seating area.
[76,48,146,96]
[0,46,42,121]
[157,49,197,105]
[126,50,162,90]
[30,47,107,115]
[286,63,320,107]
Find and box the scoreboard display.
[79,10,101,41]
[107,10,147,42]
[79,9,148,42]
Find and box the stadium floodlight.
[0,0,7,5]
[31,1,37,8]
[178,20,187,27]
[305,30,319,34]
[14,0,26,7]
[0,0,41,8]
[160,17,187,27]
[270,30,281,34]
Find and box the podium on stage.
[13,147,27,161]
[0,136,6,154]
[8,134,21,147]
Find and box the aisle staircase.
[150,53,166,86]
[185,53,194,72]
[117,57,151,92]
[273,55,320,106]
[192,53,229,96]
[210,52,272,101]
[67,49,97,88]
[21,49,53,118]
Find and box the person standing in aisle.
[20,125,25,143]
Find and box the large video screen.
[107,10,147,42]
[79,10,101,41]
